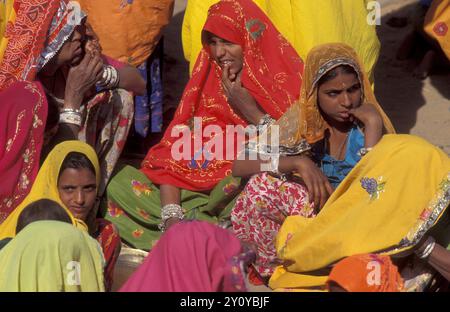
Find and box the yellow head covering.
[0,220,105,291]
[0,141,100,239]
[260,43,395,153]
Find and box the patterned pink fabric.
[231,172,315,277]
[120,221,253,292]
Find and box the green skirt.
[101,165,242,250]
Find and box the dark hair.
[59,152,96,180]
[317,65,358,88]
[16,199,72,233]
[44,94,60,132]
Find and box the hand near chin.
[64,53,104,109]
[348,103,382,126]
[221,65,264,124]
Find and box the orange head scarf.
[327,254,404,292]
[141,0,304,191]
[259,43,395,154]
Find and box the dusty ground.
[161,0,450,154]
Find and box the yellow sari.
[424,0,450,60]
[182,0,380,82]
[269,134,450,291]
[0,220,105,291]
[0,141,100,239]
[0,0,15,61]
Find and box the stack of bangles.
[59,108,82,127]
[96,65,120,89]
[158,204,185,232]
[414,236,436,259]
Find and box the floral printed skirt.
[102,165,243,250]
[231,172,315,277]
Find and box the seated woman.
[120,221,255,292]
[0,0,146,195]
[183,0,381,84]
[267,137,449,291]
[0,221,105,291]
[77,0,175,136]
[231,43,395,279]
[102,0,304,250]
[0,141,121,291]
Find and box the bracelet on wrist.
[357,147,373,157]
[415,236,436,259]
[59,111,82,127]
[158,204,185,232]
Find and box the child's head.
[16,199,72,234]
[316,65,362,126]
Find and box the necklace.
[338,132,350,160]
[327,130,350,161]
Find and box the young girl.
[231,43,395,280]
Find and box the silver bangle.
[357,147,373,157]
[420,241,436,259]
[59,111,82,127]
[415,237,436,259]
[60,108,81,114]
[97,65,119,89]
[158,204,184,232]
[269,154,280,175]
[256,114,275,133]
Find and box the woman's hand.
[349,104,383,148]
[64,52,104,109]
[349,103,382,127]
[290,155,334,210]
[221,65,264,124]
[84,22,102,56]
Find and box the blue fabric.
[149,55,163,133]
[313,125,365,188]
[134,47,164,137]
[134,61,150,137]
[419,0,433,8]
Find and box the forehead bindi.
[323,73,359,91]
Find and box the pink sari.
[0,81,48,223]
[120,221,254,292]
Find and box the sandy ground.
[161,0,450,154]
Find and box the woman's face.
[317,69,362,125]
[57,167,97,221]
[207,34,243,80]
[41,24,86,75]
[59,24,86,66]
